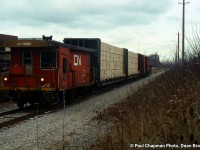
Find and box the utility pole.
[182,0,185,64]
[178,32,180,63]
[179,0,190,64]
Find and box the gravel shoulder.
[0,72,163,150]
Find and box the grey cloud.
[0,0,174,30]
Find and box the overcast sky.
[1,0,199,61]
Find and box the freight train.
[0,36,151,108]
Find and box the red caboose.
[1,37,96,108]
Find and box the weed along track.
[91,65,200,150]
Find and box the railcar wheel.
[28,101,36,108]
[0,92,9,102]
[42,92,54,107]
[17,101,26,109]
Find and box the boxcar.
[137,54,151,76]
[145,56,151,75]
[0,38,96,108]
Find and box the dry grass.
[91,64,200,150]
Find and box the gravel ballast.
[0,73,163,150]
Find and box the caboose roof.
[50,40,97,53]
[3,39,97,53]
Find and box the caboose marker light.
[41,77,44,82]
[4,77,8,81]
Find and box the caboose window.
[23,51,32,64]
[41,51,56,69]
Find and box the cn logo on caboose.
[74,54,81,66]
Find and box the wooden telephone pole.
[177,32,180,63]
[179,0,190,64]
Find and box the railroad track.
[0,86,114,130]
[0,107,38,129]
[0,108,20,118]
[0,102,56,129]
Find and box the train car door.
[62,56,69,89]
[59,47,70,90]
